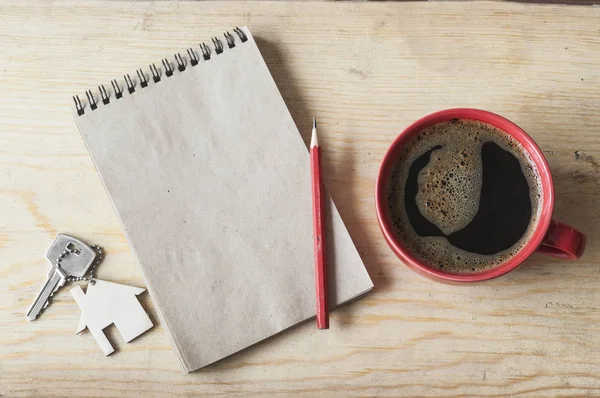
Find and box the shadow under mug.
[375,108,586,283]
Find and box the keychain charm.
[27,233,153,355]
[71,280,153,355]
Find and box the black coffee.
[386,119,542,273]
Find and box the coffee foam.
[386,119,543,273]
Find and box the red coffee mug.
[375,108,586,283]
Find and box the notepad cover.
[74,27,373,372]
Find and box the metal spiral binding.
[111,79,123,99]
[162,58,173,77]
[73,27,248,116]
[137,69,148,88]
[187,48,199,66]
[85,90,97,111]
[199,42,211,60]
[124,74,135,94]
[174,53,186,72]
[98,85,109,104]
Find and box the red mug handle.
[537,220,586,259]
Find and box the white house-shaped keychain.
[70,280,153,355]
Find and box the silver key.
[26,234,97,321]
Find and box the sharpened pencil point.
[311,117,318,148]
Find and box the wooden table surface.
[2,1,600,396]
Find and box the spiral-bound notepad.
[73,27,373,372]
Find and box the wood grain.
[2,1,600,396]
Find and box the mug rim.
[375,108,554,282]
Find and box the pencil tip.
[313,117,317,129]
[311,117,318,148]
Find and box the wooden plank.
[1,1,599,396]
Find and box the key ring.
[57,245,104,285]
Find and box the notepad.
[73,26,373,372]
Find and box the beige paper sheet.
[74,27,373,372]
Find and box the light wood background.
[2,1,600,396]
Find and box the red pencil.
[310,117,329,330]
